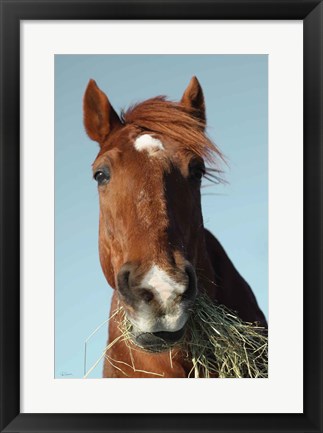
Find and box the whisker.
[203,166,228,186]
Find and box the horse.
[83,76,267,378]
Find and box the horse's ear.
[181,76,206,125]
[83,79,122,145]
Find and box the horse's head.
[83,77,221,350]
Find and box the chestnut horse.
[83,77,267,378]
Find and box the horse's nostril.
[117,264,134,302]
[182,263,197,301]
[139,288,154,303]
[119,270,130,288]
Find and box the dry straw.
[84,293,268,378]
[182,294,268,378]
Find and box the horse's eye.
[94,169,110,185]
[189,163,205,182]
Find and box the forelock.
[121,97,223,165]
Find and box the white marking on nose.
[141,265,185,306]
[134,134,164,154]
[131,265,188,333]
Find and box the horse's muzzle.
[117,260,197,349]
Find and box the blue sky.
[55,55,268,378]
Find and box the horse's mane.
[121,96,223,165]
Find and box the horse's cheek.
[98,241,115,289]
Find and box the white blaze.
[134,134,164,154]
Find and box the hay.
[84,293,268,378]
[183,294,268,378]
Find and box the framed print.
[0,1,322,432]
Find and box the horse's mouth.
[130,326,186,352]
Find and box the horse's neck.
[194,229,219,300]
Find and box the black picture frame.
[0,1,322,432]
